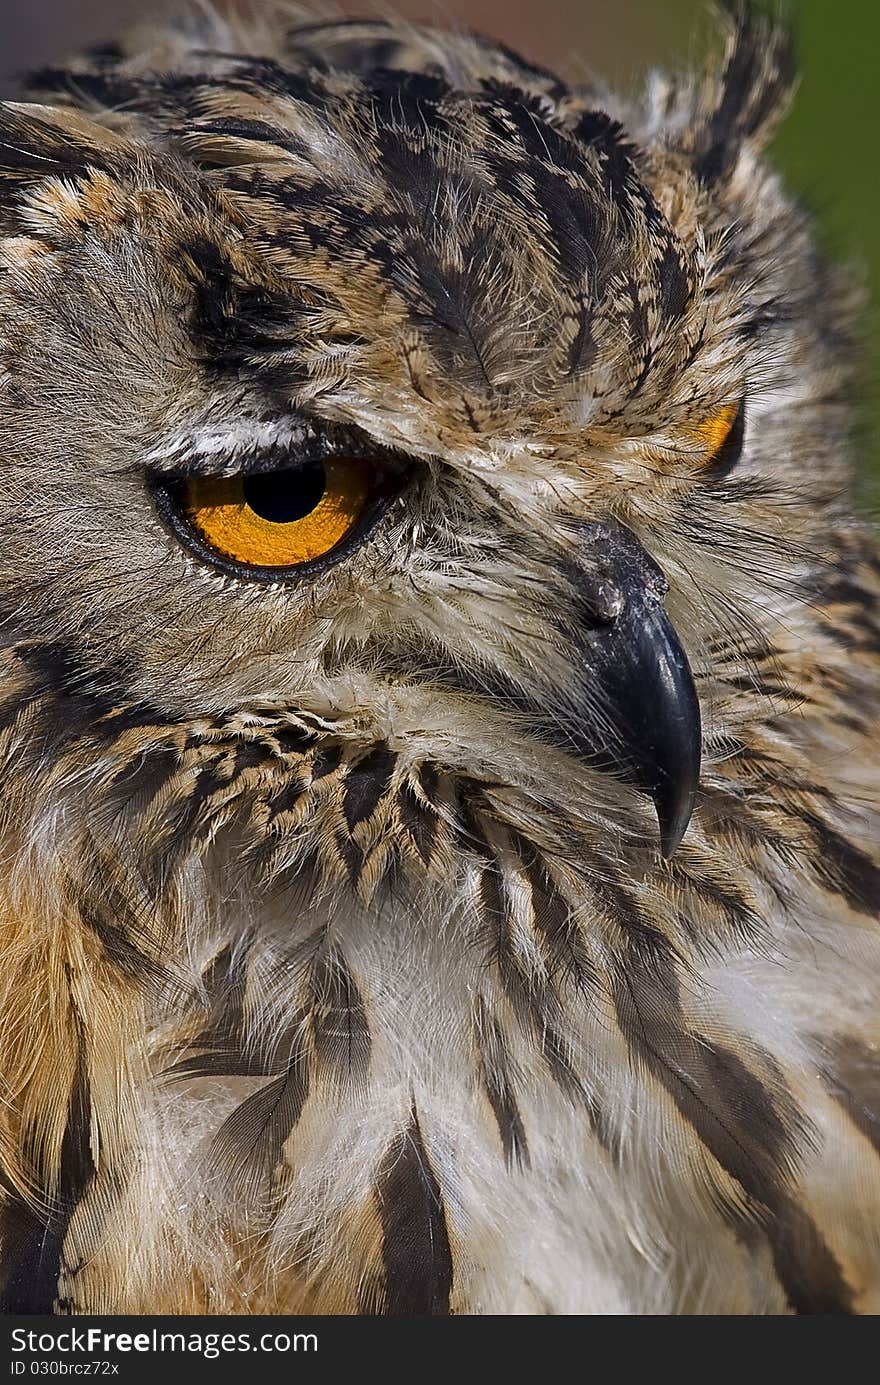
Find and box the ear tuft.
[0,103,131,236]
[693,3,796,184]
[0,102,126,187]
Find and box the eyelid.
[147,419,400,480]
[154,439,396,481]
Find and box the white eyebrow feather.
[145,417,312,466]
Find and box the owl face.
[0,15,851,862]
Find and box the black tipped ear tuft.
[693,3,796,184]
[0,103,128,235]
[0,102,124,187]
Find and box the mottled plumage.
[0,4,877,1315]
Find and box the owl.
[0,2,877,1317]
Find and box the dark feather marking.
[210,1023,310,1196]
[472,818,608,1138]
[804,813,880,917]
[165,1041,271,1081]
[0,1039,94,1313]
[376,1109,453,1316]
[80,904,170,990]
[22,66,143,111]
[820,1035,880,1155]
[722,672,801,701]
[342,745,397,831]
[267,773,310,822]
[5,641,153,750]
[165,934,280,1080]
[476,853,535,1024]
[567,294,597,376]
[0,103,110,192]
[397,779,438,865]
[764,1205,857,1316]
[820,574,879,617]
[148,772,219,867]
[475,1000,530,1169]
[182,234,240,344]
[183,115,296,149]
[200,942,238,1009]
[606,895,788,1196]
[519,843,598,995]
[539,1021,597,1112]
[335,830,364,884]
[77,832,184,993]
[593,874,686,992]
[416,762,439,801]
[309,950,371,1089]
[230,739,273,776]
[656,240,691,321]
[106,742,180,814]
[166,1052,238,1083]
[271,723,318,756]
[311,742,345,780]
[607,903,853,1312]
[694,12,795,184]
[665,858,762,943]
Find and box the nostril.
[574,518,669,625]
[581,577,625,624]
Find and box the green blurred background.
[1,0,877,500]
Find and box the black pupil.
[242,463,326,523]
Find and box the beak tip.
[654,781,697,858]
[573,519,703,858]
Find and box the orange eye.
[180,458,372,569]
[694,399,745,479]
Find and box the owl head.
[0,9,858,895]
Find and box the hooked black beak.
[573,521,701,857]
